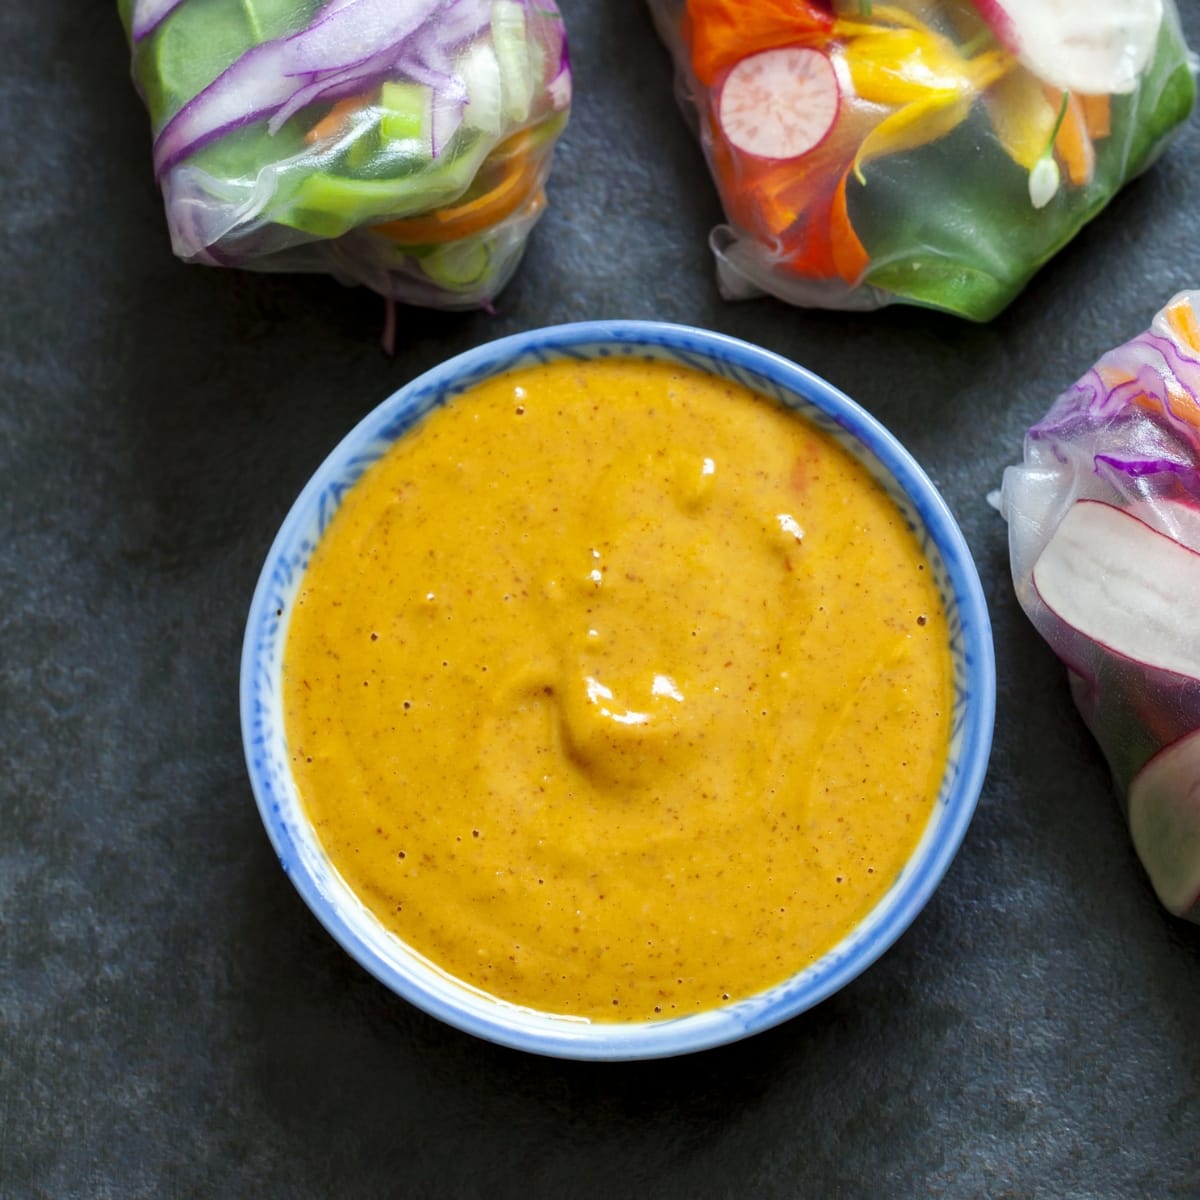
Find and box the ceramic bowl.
[241,320,995,1060]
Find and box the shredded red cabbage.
[130,0,188,41]
[154,0,454,177]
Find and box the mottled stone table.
[4,2,1199,1195]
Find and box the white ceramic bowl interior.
[241,321,995,1060]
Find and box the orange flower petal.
[686,0,834,86]
[829,172,868,284]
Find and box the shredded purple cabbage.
[1029,295,1200,494]
[130,0,187,41]
[1093,453,1196,479]
[152,0,523,177]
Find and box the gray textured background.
[4,2,1200,1197]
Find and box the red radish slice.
[1127,496,1200,555]
[969,0,1163,94]
[1032,499,1200,679]
[717,47,838,161]
[1129,727,1200,916]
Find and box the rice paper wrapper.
[119,0,571,311]
[648,0,1195,321]
[999,291,1200,920]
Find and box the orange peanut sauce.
[283,357,953,1021]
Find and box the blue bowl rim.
[240,319,996,1061]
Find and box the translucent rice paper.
[999,292,1200,920]
[648,0,1195,321]
[119,0,571,311]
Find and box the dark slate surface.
[4,2,1200,1196]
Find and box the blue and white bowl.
[241,321,995,1060]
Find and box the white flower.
[1029,155,1061,210]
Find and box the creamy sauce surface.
[284,358,953,1021]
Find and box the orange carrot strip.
[1131,384,1200,432]
[1081,93,1111,140]
[304,96,368,145]
[1045,88,1094,186]
[373,131,536,245]
[1167,295,1200,355]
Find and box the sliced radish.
[717,47,838,161]
[1129,727,1200,916]
[1126,496,1200,555]
[1032,499,1200,680]
[969,0,1164,95]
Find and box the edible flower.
[688,0,1112,285]
[688,0,835,85]
[835,7,1012,182]
[1027,155,1061,210]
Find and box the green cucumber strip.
[420,237,494,288]
[275,138,487,237]
[492,0,534,124]
[380,81,432,145]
